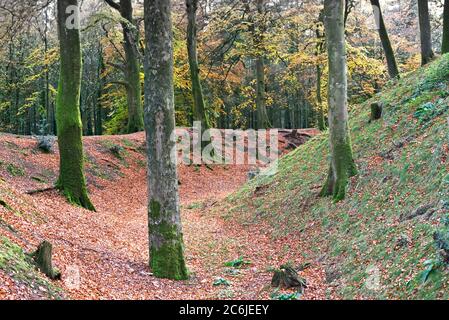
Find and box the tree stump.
[370,103,383,121]
[271,265,307,292]
[33,241,61,280]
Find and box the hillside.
[0,128,323,300]
[1,55,448,300]
[217,54,449,299]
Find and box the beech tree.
[143,0,188,280]
[186,0,211,149]
[320,0,357,201]
[443,0,449,54]
[418,0,435,65]
[104,0,144,133]
[370,0,400,79]
[56,0,95,211]
[254,0,271,129]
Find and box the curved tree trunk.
[370,0,400,79]
[320,0,357,202]
[56,0,95,211]
[418,0,435,65]
[186,0,211,150]
[442,0,449,54]
[120,0,144,133]
[144,0,188,281]
[104,0,144,133]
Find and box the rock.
[271,265,307,292]
[37,136,55,153]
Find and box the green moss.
[6,163,25,177]
[0,237,63,299]
[219,55,449,299]
[149,200,188,281]
[150,222,189,281]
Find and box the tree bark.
[186,0,211,149]
[370,0,400,79]
[33,241,61,280]
[254,0,271,129]
[315,17,326,131]
[320,0,357,202]
[144,0,188,281]
[418,0,435,65]
[443,0,449,54]
[56,0,95,211]
[104,0,144,133]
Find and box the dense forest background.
[0,0,445,136]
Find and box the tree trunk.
[255,0,271,129]
[315,22,326,131]
[144,0,189,281]
[120,0,144,133]
[96,45,105,136]
[104,0,144,133]
[33,241,61,280]
[186,0,211,149]
[443,0,449,54]
[418,0,435,65]
[320,0,357,202]
[56,0,95,211]
[370,0,400,79]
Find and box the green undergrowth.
[222,54,449,299]
[0,237,63,299]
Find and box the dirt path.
[0,132,326,300]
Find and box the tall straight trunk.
[316,22,326,131]
[104,0,144,133]
[255,0,271,129]
[418,0,435,65]
[320,0,357,202]
[56,0,95,211]
[370,0,400,79]
[96,45,105,136]
[443,0,449,54]
[144,0,188,281]
[44,8,54,135]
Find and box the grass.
[220,54,449,299]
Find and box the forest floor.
[0,129,325,300]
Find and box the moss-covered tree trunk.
[186,0,211,150]
[320,0,357,202]
[418,0,435,65]
[120,0,144,133]
[370,0,400,79]
[104,0,144,133]
[143,0,188,281]
[443,0,449,54]
[56,0,95,211]
[315,20,326,131]
[255,0,271,130]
